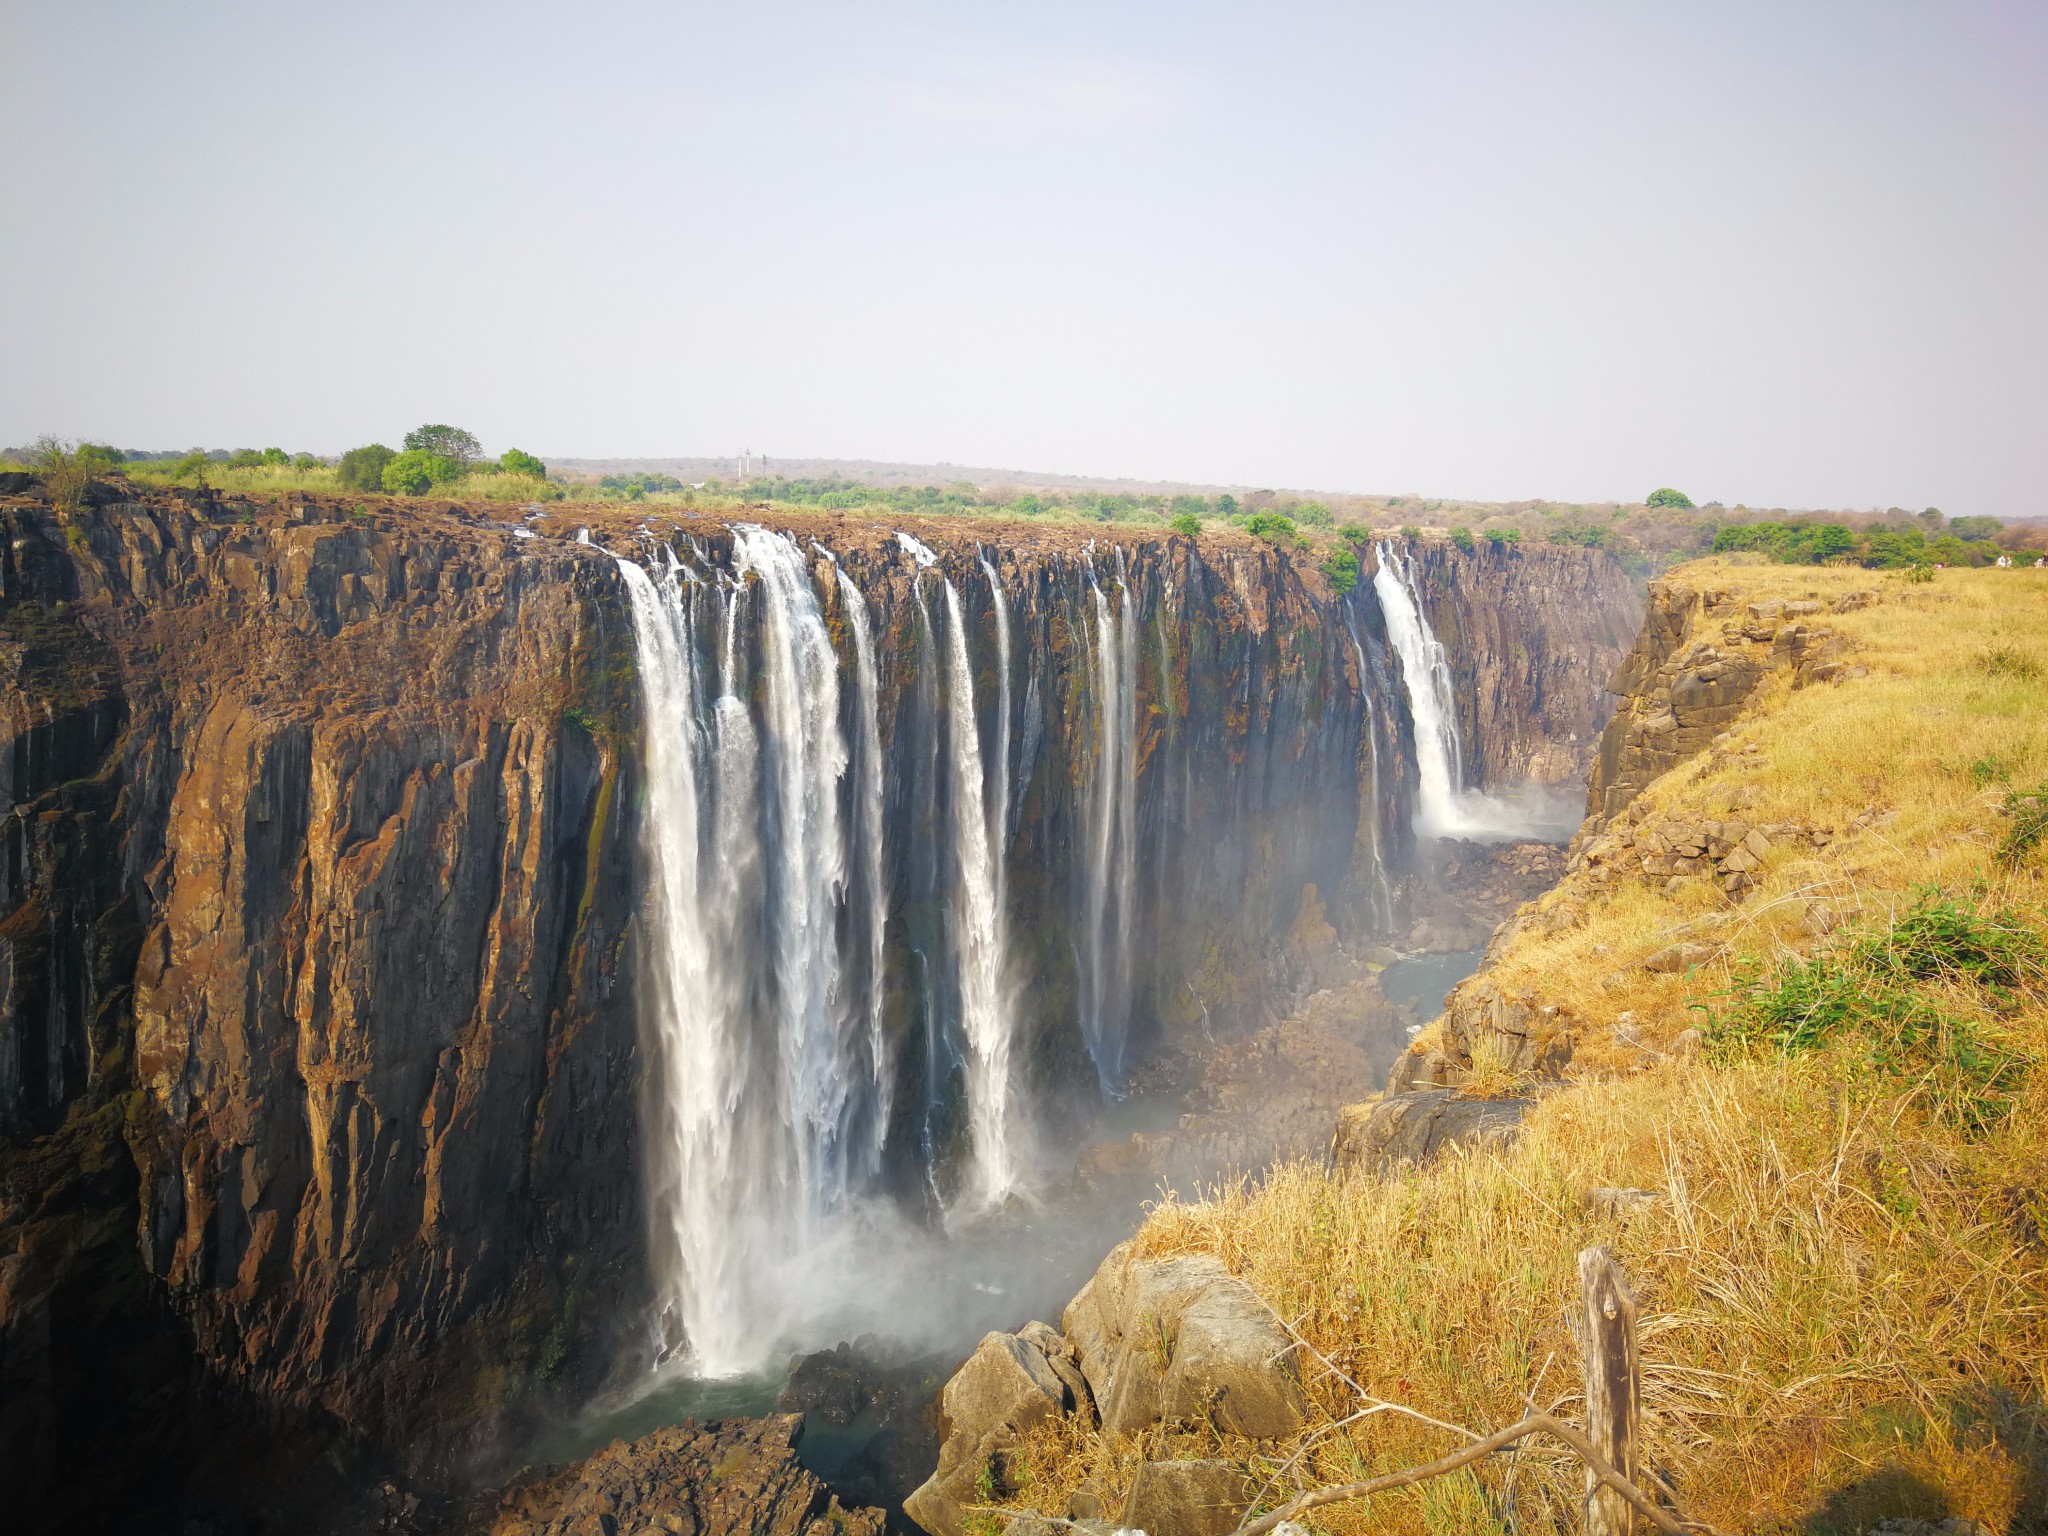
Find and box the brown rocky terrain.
[475,1415,886,1536]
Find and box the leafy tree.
[403,424,481,467]
[1951,515,2003,542]
[500,448,547,479]
[227,448,265,469]
[1399,524,1420,541]
[1321,546,1360,594]
[1484,528,1510,548]
[1243,512,1296,542]
[1646,487,1694,508]
[1293,500,1334,528]
[292,452,319,470]
[1917,507,1946,533]
[1169,512,1201,538]
[171,451,211,485]
[1337,522,1372,545]
[261,447,289,466]
[382,448,458,495]
[1216,493,1238,516]
[337,444,396,491]
[1449,525,1476,554]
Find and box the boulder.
[903,1330,1073,1536]
[1121,1460,1254,1536]
[486,1414,885,1536]
[1159,1280,1308,1439]
[1332,1090,1527,1171]
[1095,1256,1235,1435]
[1643,941,1716,973]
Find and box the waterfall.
[617,526,892,1375]
[614,555,763,1375]
[1372,543,1523,842]
[941,579,1022,1205]
[836,565,890,1179]
[1079,549,1139,1093]
[1347,625,1399,932]
[730,527,856,1214]
[980,550,1013,903]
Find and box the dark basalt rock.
[478,1415,886,1536]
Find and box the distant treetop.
[404,424,481,466]
[1646,487,1695,509]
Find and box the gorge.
[0,483,1640,1531]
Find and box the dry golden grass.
[1001,560,2048,1535]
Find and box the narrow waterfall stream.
[939,576,1022,1206]
[1372,542,1536,842]
[1080,550,1139,1093]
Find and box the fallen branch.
[1233,1410,1720,1536]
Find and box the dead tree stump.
[1579,1246,1641,1536]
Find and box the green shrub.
[1321,546,1359,594]
[1449,525,1476,554]
[1399,524,1420,541]
[1646,486,1694,508]
[1216,493,1238,516]
[501,447,547,479]
[337,444,395,491]
[1169,512,1201,538]
[1903,562,1936,584]
[260,447,289,466]
[292,452,319,470]
[1999,785,2048,868]
[226,449,264,469]
[1243,511,1296,542]
[1950,515,2003,542]
[1337,522,1372,545]
[1702,892,2039,1129]
[171,451,211,485]
[382,448,458,495]
[1293,500,1333,528]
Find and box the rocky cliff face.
[1,489,646,1526]
[0,485,1639,1527]
[1403,539,1640,787]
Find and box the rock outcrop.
[480,1415,886,1536]
[907,1243,1306,1536]
[1331,1089,1528,1170]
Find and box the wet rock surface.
[477,1415,886,1536]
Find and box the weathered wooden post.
[1579,1246,1641,1536]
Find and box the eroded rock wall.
[1402,539,1641,787]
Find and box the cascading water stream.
[730,527,855,1218]
[940,578,1022,1206]
[615,555,762,1374]
[1373,543,1521,841]
[1346,624,1399,931]
[1079,549,1139,1093]
[836,565,891,1179]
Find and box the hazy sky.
[4,2,2044,513]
